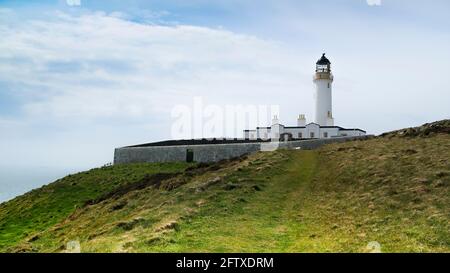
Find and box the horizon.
[1,0,449,202]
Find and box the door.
[186,149,194,163]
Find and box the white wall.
[320,127,340,138]
[314,77,333,126]
[257,128,270,140]
[338,130,365,137]
[284,128,305,139]
[271,124,284,140]
[244,130,257,139]
[251,125,365,139]
[306,123,320,138]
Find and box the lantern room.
[316,53,331,73]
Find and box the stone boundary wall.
[277,135,373,150]
[114,135,373,164]
[114,142,261,164]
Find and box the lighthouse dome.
[316,53,331,65]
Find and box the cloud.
[366,0,382,6]
[66,0,81,6]
[1,4,449,170]
[0,9,311,167]
[0,11,304,121]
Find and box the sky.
[0,0,449,200]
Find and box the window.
[328,83,330,88]
[298,132,302,139]
[316,64,328,72]
[310,132,315,138]
[324,132,328,138]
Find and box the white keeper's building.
[244,54,366,141]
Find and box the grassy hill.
[0,121,449,253]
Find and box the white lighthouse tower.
[243,53,366,141]
[313,53,334,126]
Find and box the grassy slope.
[306,134,449,252]
[0,162,193,252]
[0,133,449,253]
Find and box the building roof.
[316,53,331,65]
[260,124,366,133]
[126,138,270,148]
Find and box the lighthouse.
[243,52,366,141]
[313,53,334,126]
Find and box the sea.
[0,166,83,204]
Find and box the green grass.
[0,162,193,252]
[154,151,319,252]
[309,135,450,252]
[0,132,449,253]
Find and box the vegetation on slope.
[0,162,193,251]
[0,121,449,253]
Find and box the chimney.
[272,115,279,125]
[297,114,306,127]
